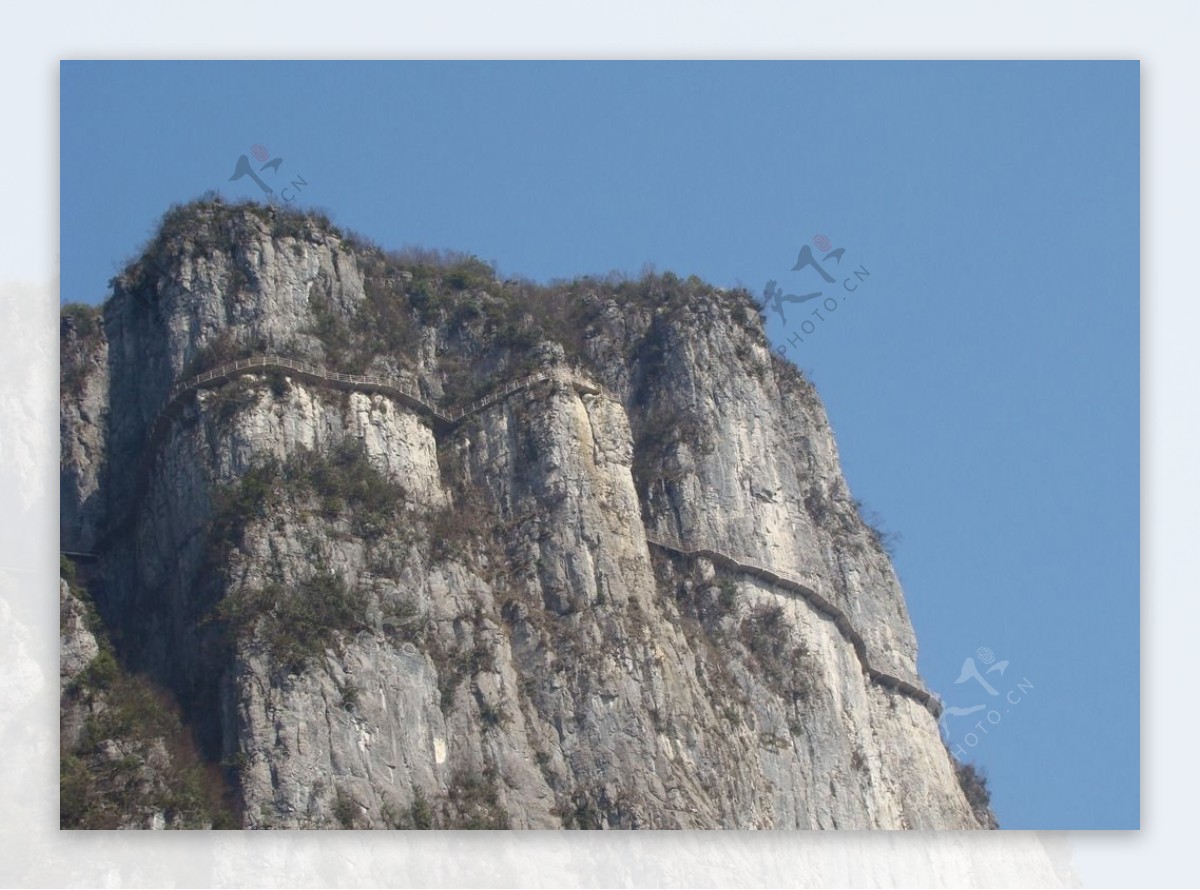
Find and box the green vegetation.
[382,787,435,829]
[338,681,361,711]
[478,698,509,730]
[208,439,408,565]
[182,330,257,379]
[852,497,901,558]
[669,571,739,628]
[739,603,817,703]
[299,246,507,375]
[60,302,101,339]
[203,378,260,427]
[427,608,496,712]
[217,571,369,674]
[198,412,411,681]
[408,788,434,829]
[58,554,76,590]
[633,405,713,467]
[951,757,995,826]
[802,487,901,560]
[76,647,120,692]
[333,788,359,828]
[350,256,420,364]
[307,291,355,369]
[425,503,480,564]
[60,739,234,831]
[716,578,738,614]
[296,439,408,538]
[424,449,501,570]
[802,489,834,526]
[655,568,753,726]
[557,791,605,830]
[380,775,506,830]
[552,784,636,830]
[758,731,790,753]
[60,557,118,696]
[442,768,509,829]
[207,459,283,557]
[60,303,104,397]
[60,567,236,829]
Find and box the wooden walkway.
[644,532,943,717]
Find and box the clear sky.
[60,60,1139,829]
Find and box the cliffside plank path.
[641,531,942,716]
[66,354,942,718]
[163,355,605,431]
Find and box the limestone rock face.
[59,578,99,684]
[60,307,109,551]
[60,201,990,830]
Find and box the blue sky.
[60,60,1139,829]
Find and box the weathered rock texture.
[60,200,992,829]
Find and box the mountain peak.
[60,201,993,830]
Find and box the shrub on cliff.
[739,603,817,703]
[217,571,369,674]
[61,572,236,829]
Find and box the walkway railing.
[167,354,615,428]
[644,532,943,718]
[87,355,614,552]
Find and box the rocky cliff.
[59,199,993,829]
